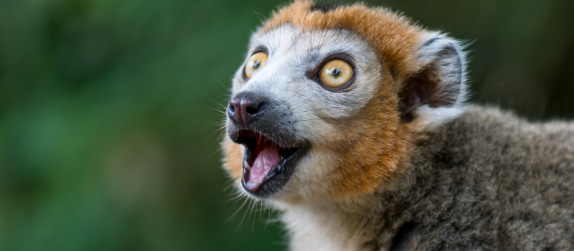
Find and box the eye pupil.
[332,69,341,77]
[253,60,260,69]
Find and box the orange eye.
[244,52,268,79]
[319,59,354,88]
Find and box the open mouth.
[234,130,308,197]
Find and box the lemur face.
[223,1,466,201]
[226,24,382,199]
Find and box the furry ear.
[398,32,468,130]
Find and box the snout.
[227,92,269,128]
[226,91,300,148]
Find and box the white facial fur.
[229,24,382,200]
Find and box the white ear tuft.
[399,32,469,131]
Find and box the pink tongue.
[248,145,281,185]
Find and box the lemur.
[222,1,574,250]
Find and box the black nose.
[227,92,268,128]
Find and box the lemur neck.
[273,176,423,250]
[274,199,382,250]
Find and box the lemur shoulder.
[221,1,574,250]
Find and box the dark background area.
[0,0,572,250]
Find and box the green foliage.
[0,0,572,250]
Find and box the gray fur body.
[349,105,574,250]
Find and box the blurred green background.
[0,0,572,250]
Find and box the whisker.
[227,197,249,223]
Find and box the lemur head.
[223,0,467,202]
